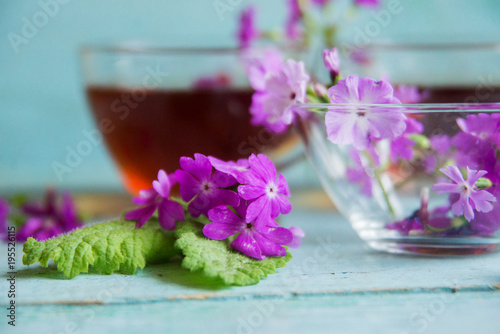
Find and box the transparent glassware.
[293,103,500,255]
[338,40,500,103]
[80,45,301,194]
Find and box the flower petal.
[253,231,288,257]
[238,184,264,200]
[327,74,360,103]
[175,170,201,202]
[133,188,157,205]
[179,154,212,182]
[124,204,157,228]
[432,183,460,194]
[248,154,277,183]
[153,169,172,198]
[357,77,395,104]
[440,166,465,184]
[245,195,269,222]
[231,230,263,259]
[211,170,237,188]
[276,173,291,197]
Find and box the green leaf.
[174,220,292,286]
[22,218,181,279]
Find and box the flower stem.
[363,151,396,216]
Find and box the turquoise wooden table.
[1,208,500,334]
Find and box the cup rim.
[293,102,500,113]
[338,37,500,51]
[79,44,305,56]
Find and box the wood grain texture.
[1,209,499,333]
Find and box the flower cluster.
[238,37,500,237]
[126,153,303,260]
[236,0,380,49]
[383,112,500,236]
[245,51,310,134]
[0,189,83,242]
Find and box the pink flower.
[244,48,284,91]
[208,156,249,180]
[193,73,231,90]
[312,0,330,6]
[452,113,500,160]
[17,189,83,241]
[390,118,424,162]
[237,154,292,223]
[125,170,185,230]
[325,75,406,150]
[345,147,379,197]
[250,59,309,133]
[237,6,259,48]
[175,154,239,217]
[286,226,305,248]
[285,0,302,39]
[432,166,496,222]
[203,201,292,260]
[354,0,379,8]
[322,48,340,79]
[393,85,429,104]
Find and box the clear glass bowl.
[294,103,500,255]
[338,40,500,103]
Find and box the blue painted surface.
[1,208,499,333]
[2,1,500,192]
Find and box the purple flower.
[17,190,83,242]
[208,156,249,180]
[203,202,292,260]
[386,216,425,235]
[469,188,500,235]
[430,135,451,154]
[250,59,309,133]
[393,85,429,104]
[432,166,496,222]
[286,0,302,39]
[326,75,406,150]
[349,49,371,65]
[452,114,500,163]
[423,135,452,173]
[387,189,452,235]
[390,118,423,162]
[345,147,379,197]
[286,226,305,248]
[457,113,500,141]
[354,0,379,8]
[237,6,259,48]
[125,170,185,230]
[244,48,284,91]
[237,154,292,223]
[322,48,340,81]
[193,73,231,90]
[175,154,239,218]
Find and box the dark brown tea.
[418,86,500,135]
[86,86,293,194]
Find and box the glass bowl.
[293,102,500,255]
[80,45,301,194]
[338,39,500,103]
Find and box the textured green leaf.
[22,218,181,278]
[174,221,292,286]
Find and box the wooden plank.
[2,291,499,334]
[2,209,499,306]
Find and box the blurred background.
[1,0,500,196]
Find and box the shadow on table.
[6,260,230,291]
